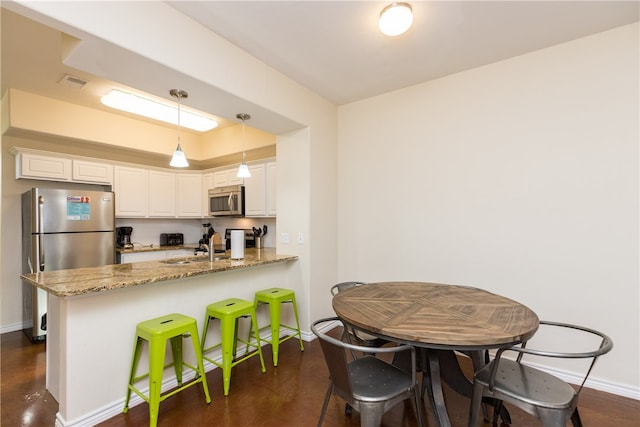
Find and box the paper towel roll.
[230,230,245,259]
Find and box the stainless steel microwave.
[208,185,245,217]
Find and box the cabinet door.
[244,164,266,217]
[72,160,113,184]
[176,173,202,217]
[213,170,229,188]
[227,167,244,186]
[17,152,71,181]
[266,161,277,216]
[148,171,176,217]
[213,167,243,188]
[114,166,148,217]
[202,173,214,216]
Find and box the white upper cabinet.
[114,166,148,217]
[202,173,214,217]
[72,159,113,185]
[266,161,277,216]
[176,173,202,217]
[244,161,276,217]
[148,170,176,217]
[14,150,72,181]
[12,148,112,184]
[213,167,243,188]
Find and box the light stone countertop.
[21,248,297,298]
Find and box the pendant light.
[169,89,189,168]
[379,3,413,36]
[236,113,251,178]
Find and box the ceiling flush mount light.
[378,2,413,36]
[169,89,189,168]
[236,113,251,178]
[101,89,218,132]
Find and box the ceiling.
[2,1,638,133]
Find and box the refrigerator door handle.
[38,195,45,271]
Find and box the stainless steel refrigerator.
[22,188,115,342]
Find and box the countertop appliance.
[160,233,184,246]
[21,188,115,342]
[225,228,256,250]
[208,185,245,217]
[116,226,134,248]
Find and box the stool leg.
[148,336,167,427]
[188,327,212,404]
[290,296,305,351]
[268,301,282,366]
[220,316,235,395]
[250,311,267,373]
[170,335,183,386]
[123,336,143,412]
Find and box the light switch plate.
[297,232,304,244]
[280,232,289,244]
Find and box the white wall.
[338,23,639,397]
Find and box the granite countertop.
[21,248,297,298]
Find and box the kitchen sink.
[162,255,230,265]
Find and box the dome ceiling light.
[378,2,414,36]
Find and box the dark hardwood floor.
[2,329,639,426]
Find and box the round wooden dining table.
[332,281,539,427]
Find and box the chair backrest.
[496,320,613,393]
[330,281,367,296]
[311,318,354,400]
[311,316,415,400]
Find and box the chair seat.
[349,355,413,402]
[475,359,577,409]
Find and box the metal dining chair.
[468,321,613,427]
[312,317,425,427]
[330,282,390,349]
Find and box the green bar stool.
[201,298,266,395]
[249,287,304,367]
[123,313,211,427]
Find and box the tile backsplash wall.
[115,217,277,248]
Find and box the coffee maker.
[116,226,133,249]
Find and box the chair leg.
[359,402,385,427]
[571,408,583,427]
[317,382,333,427]
[414,387,425,427]
[468,382,484,427]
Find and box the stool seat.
[124,313,211,427]
[202,298,266,395]
[250,287,304,367]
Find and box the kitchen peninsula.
[21,249,299,427]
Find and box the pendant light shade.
[379,2,413,36]
[236,113,251,178]
[169,89,189,168]
[170,144,189,167]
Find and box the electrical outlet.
[297,232,304,244]
[280,232,289,244]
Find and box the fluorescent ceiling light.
[101,89,218,132]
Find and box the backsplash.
[115,217,277,248]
